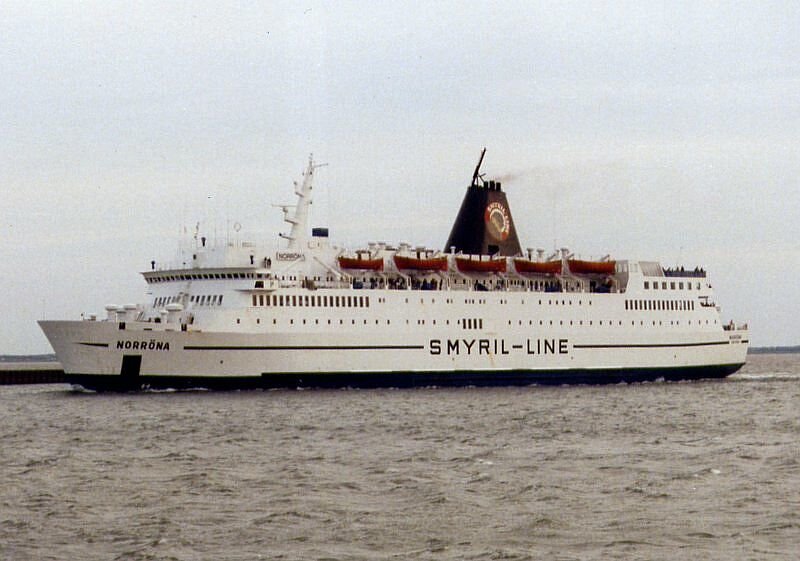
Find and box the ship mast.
[471,147,487,187]
[279,154,327,249]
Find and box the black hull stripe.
[78,342,109,348]
[184,345,425,351]
[64,363,746,392]
[184,341,731,352]
[573,341,730,349]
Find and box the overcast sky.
[2,1,798,353]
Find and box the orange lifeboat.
[455,256,507,273]
[338,255,384,271]
[567,259,616,275]
[513,259,562,275]
[393,254,449,272]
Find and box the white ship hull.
[39,290,748,390]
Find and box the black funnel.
[444,150,523,256]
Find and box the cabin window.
[644,281,649,289]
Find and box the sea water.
[1,354,798,560]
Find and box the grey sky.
[2,1,798,353]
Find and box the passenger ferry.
[39,151,749,390]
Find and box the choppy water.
[1,354,799,561]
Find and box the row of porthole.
[508,318,717,327]
[400,297,593,307]
[231,317,718,328]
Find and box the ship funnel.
[444,149,523,256]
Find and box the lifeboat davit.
[393,254,449,272]
[513,259,562,275]
[455,256,507,273]
[567,259,616,275]
[338,255,384,271]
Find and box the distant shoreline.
[747,346,800,355]
[0,354,58,363]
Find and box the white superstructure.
[40,154,748,390]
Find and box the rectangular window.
[252,295,257,306]
[644,281,649,289]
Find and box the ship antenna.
[471,148,487,187]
